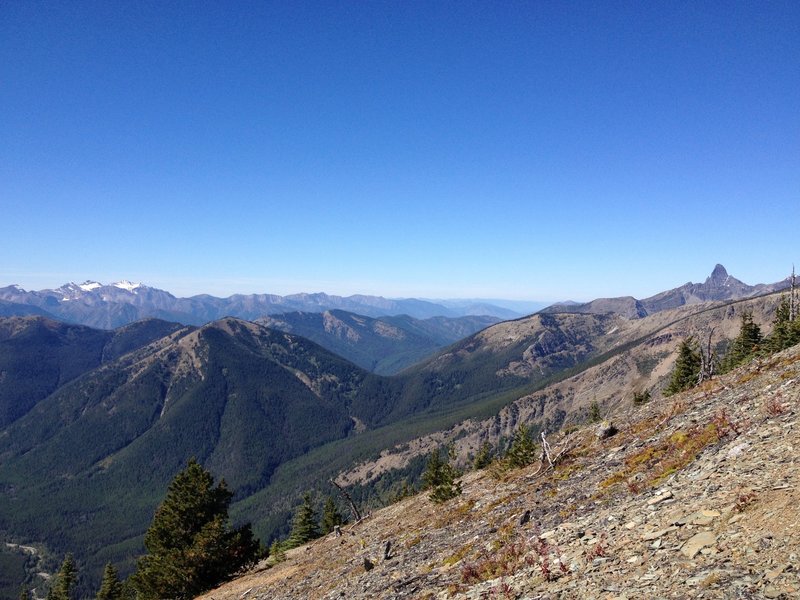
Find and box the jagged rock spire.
[708,264,728,282]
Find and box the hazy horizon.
[1,261,791,307]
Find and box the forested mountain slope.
[201,341,800,600]
[256,310,498,374]
[0,317,183,428]
[0,289,794,597]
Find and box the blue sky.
[2,1,798,301]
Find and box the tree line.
[665,293,800,397]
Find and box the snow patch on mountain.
[113,280,142,292]
[79,281,102,291]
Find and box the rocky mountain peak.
[707,263,730,284]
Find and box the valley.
[0,266,797,599]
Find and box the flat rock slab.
[680,531,716,558]
[642,526,677,541]
[647,490,673,506]
[675,509,721,526]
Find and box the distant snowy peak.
[55,282,87,300]
[112,280,143,292]
[51,280,144,300]
[79,281,102,291]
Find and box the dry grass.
[599,410,739,493]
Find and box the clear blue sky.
[2,1,798,301]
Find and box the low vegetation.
[600,410,739,494]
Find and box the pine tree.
[321,496,344,534]
[472,441,493,470]
[721,311,763,372]
[422,446,462,503]
[286,493,320,548]
[505,423,537,468]
[130,458,260,600]
[665,336,702,396]
[18,588,31,600]
[268,539,286,564]
[47,554,77,600]
[767,296,800,353]
[391,480,415,502]
[588,401,601,423]
[96,563,123,600]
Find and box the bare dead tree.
[330,478,362,523]
[540,430,554,467]
[526,430,580,479]
[698,328,715,384]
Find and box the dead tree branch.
[330,478,362,523]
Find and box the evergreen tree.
[721,311,763,372]
[767,296,800,353]
[391,480,415,502]
[505,423,537,468]
[268,539,286,563]
[18,588,31,600]
[665,336,702,396]
[130,458,260,600]
[321,496,344,535]
[472,441,493,470]
[47,554,77,600]
[422,446,462,503]
[588,401,601,423]
[286,492,320,548]
[96,563,123,600]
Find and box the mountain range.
[542,264,791,319]
[0,265,788,331]
[0,264,796,598]
[0,281,522,329]
[256,311,499,374]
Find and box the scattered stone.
[363,557,374,572]
[681,532,717,559]
[647,490,673,506]
[642,526,677,541]
[596,420,618,439]
[766,564,787,581]
[676,509,720,526]
[728,514,745,524]
[519,509,531,526]
[539,529,556,539]
[727,442,750,458]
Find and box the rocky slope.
[338,292,785,488]
[199,342,800,600]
